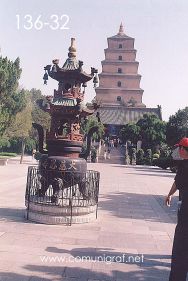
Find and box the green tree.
[5,92,32,163]
[81,115,104,140]
[0,88,50,155]
[136,114,166,150]
[166,107,188,146]
[0,56,27,135]
[30,88,50,129]
[120,123,140,144]
[29,88,50,143]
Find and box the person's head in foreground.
[177,137,188,159]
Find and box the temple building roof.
[98,106,162,125]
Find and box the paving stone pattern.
[0,154,185,280]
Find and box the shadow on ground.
[0,207,25,223]
[0,190,178,224]
[98,192,178,224]
[0,247,171,280]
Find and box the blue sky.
[0,0,188,121]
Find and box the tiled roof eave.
[97,107,161,125]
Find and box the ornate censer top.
[43,38,98,90]
[36,38,100,158]
[42,38,99,116]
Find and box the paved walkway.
[0,156,181,281]
[98,146,125,164]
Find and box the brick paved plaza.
[0,154,180,281]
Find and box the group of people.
[103,137,120,149]
[102,137,120,160]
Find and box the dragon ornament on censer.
[25,38,100,224]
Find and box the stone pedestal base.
[25,166,100,225]
[25,201,97,225]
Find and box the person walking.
[107,148,111,159]
[32,148,36,160]
[165,138,188,281]
[110,139,114,148]
[104,149,107,160]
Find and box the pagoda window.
[117,81,121,87]
[118,68,122,73]
[117,96,121,102]
[118,55,122,61]
[119,44,122,49]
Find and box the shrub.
[0,137,36,154]
[153,153,160,159]
[160,143,171,157]
[144,149,152,165]
[154,157,172,169]
[34,151,42,160]
[136,149,144,165]
[130,148,137,165]
[0,138,10,149]
[91,147,97,163]
[0,152,17,157]
[125,147,130,165]
[25,138,37,154]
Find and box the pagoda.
[95,23,161,135]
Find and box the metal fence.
[25,166,100,209]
